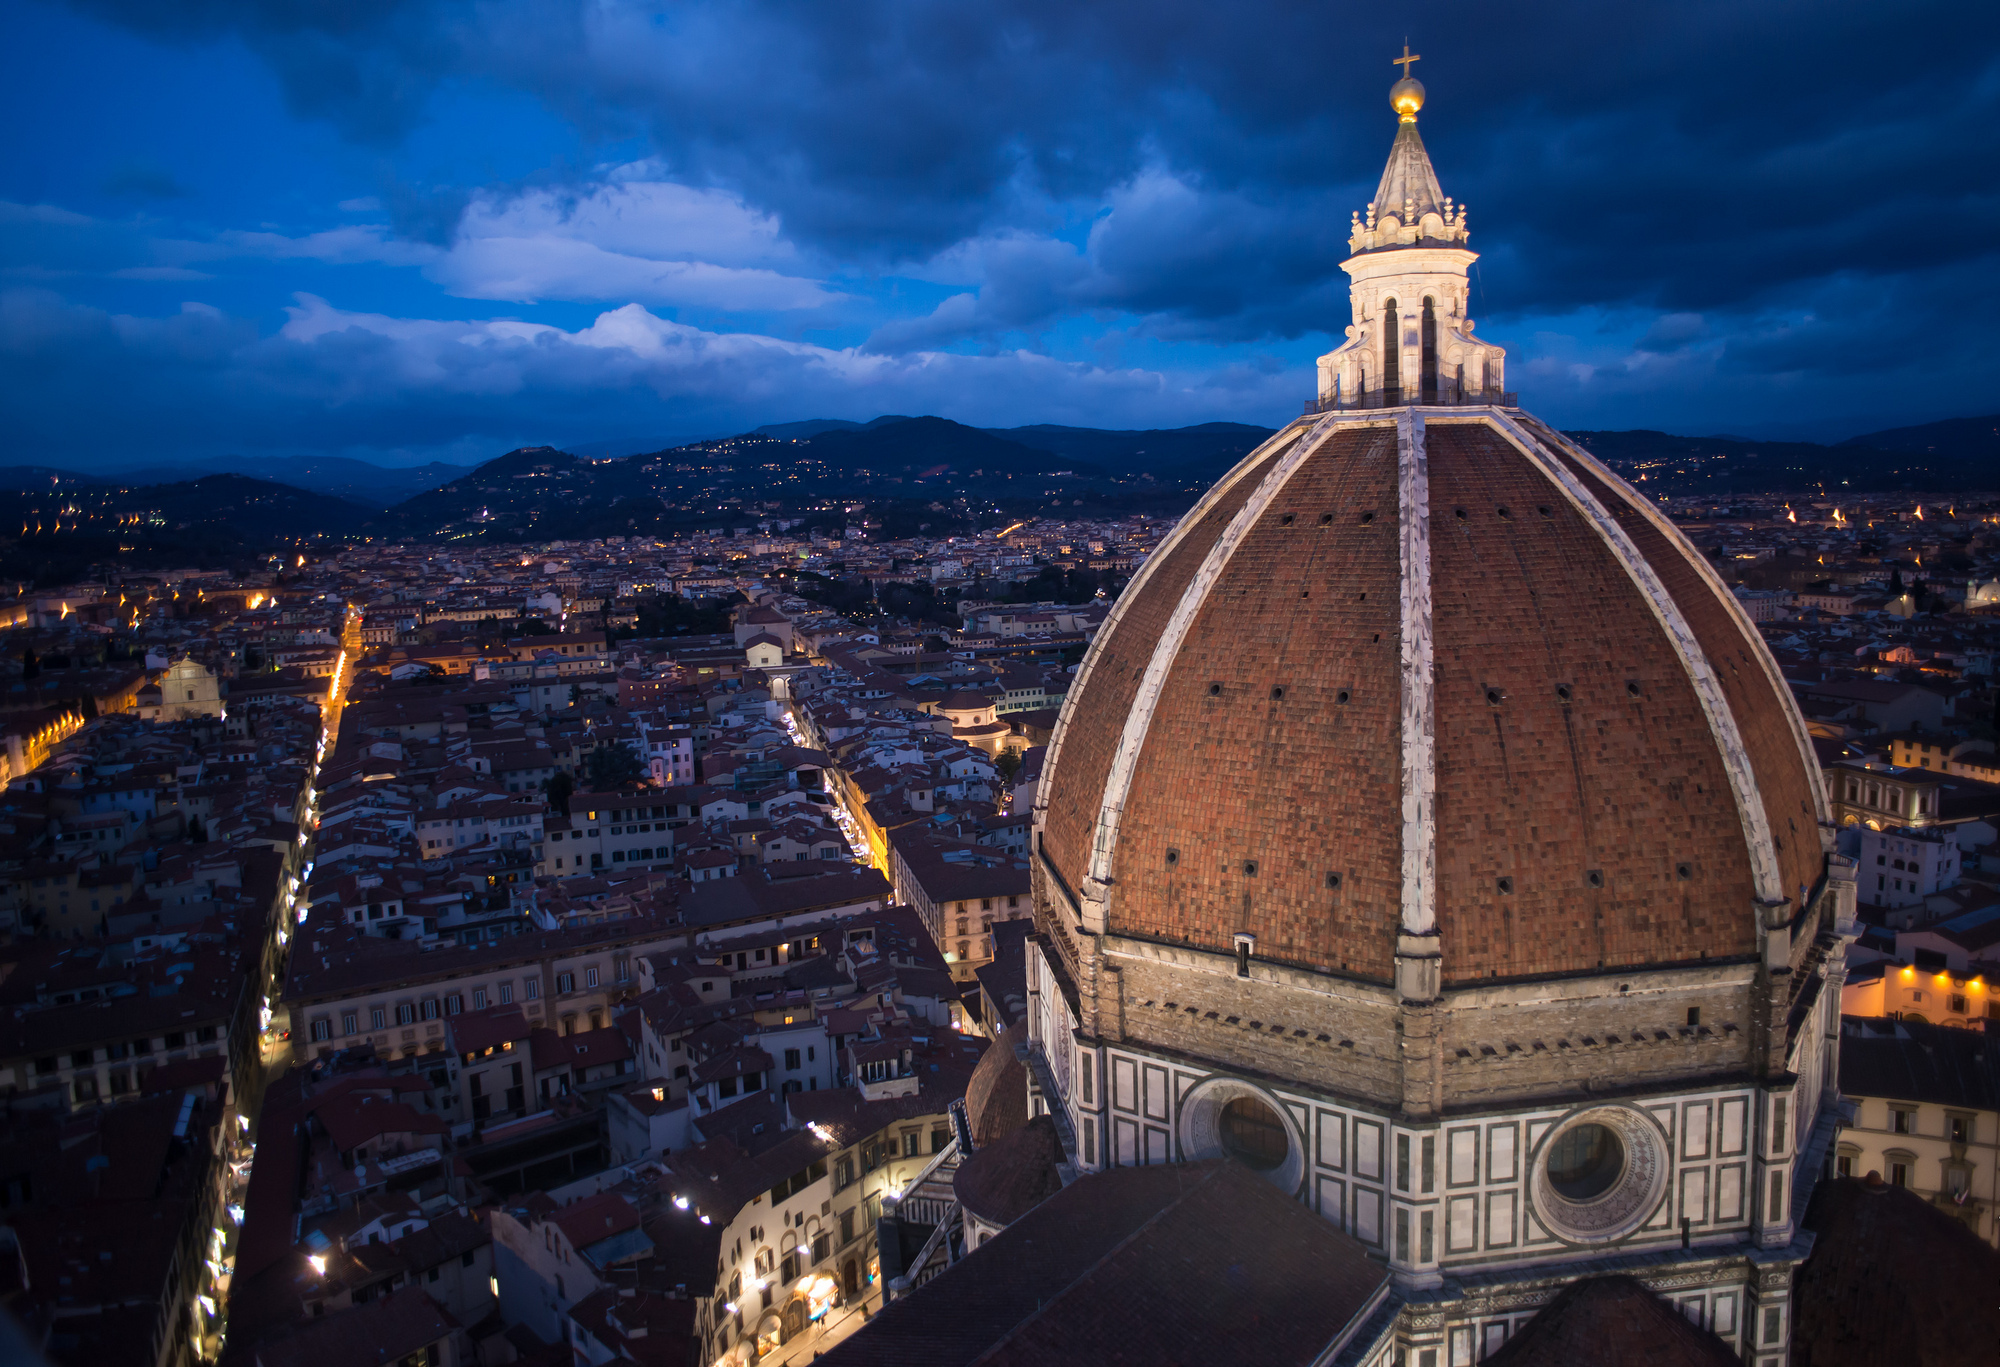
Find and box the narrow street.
[208,600,362,1362]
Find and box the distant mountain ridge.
[1839,414,2000,459]
[10,411,1996,518]
[0,456,470,506]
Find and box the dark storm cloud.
[67,0,2000,333]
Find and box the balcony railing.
[1304,391,1517,415]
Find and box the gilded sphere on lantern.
[1390,76,1425,119]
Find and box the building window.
[371,1008,386,1030]
[445,994,464,1015]
[1890,1108,1914,1135]
[341,1012,358,1036]
[309,1018,332,1042]
[557,972,575,994]
[1889,1162,1910,1187]
[397,1003,416,1025]
[524,978,540,1000]
[584,967,599,989]
[421,998,441,1021]
[472,989,487,1010]
[1949,1116,1971,1145]
[499,983,514,1004]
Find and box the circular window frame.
[1178,1077,1307,1194]
[1526,1104,1669,1246]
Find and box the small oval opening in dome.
[1497,876,1514,894]
[1270,686,1286,701]
[1208,682,1223,697]
[1360,510,1376,524]
[1497,506,1513,520]
[1326,871,1343,890]
[1319,512,1334,525]
[1537,505,1553,518]
[1279,513,1295,526]
[1336,689,1351,705]
[1555,684,1572,702]
[1486,687,1505,706]
[1676,862,1694,880]
[1455,508,1469,521]
[1243,860,1258,877]
[1165,848,1179,867]
[1586,869,1605,889]
[1626,681,1643,698]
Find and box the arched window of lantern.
[1420,297,1439,403]
[1381,298,1400,402]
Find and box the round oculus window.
[1218,1096,1289,1171]
[1544,1122,1624,1201]
[1528,1106,1670,1245]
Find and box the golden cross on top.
[1393,44,1421,77]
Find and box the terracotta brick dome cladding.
[1038,414,1825,985]
[1039,439,1298,892]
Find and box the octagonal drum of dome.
[1034,408,1827,988]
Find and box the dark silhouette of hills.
[2,472,376,584]
[1840,414,2000,461]
[797,416,1094,477]
[11,411,1997,578]
[1561,426,1995,496]
[0,456,467,506]
[990,421,1272,481]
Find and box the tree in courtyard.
[585,744,646,790]
[995,748,1022,785]
[546,771,575,816]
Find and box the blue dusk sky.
[3,1,1997,471]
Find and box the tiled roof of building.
[551,1191,643,1251]
[1791,1175,2000,1367]
[962,1021,1028,1147]
[248,1288,458,1367]
[1838,1015,2000,1110]
[952,1113,1064,1226]
[818,1159,1385,1367]
[1483,1275,1739,1366]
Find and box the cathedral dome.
[1034,411,1827,986]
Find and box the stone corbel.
[1758,897,1793,972]
[1395,931,1442,1004]
[1078,874,1111,937]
